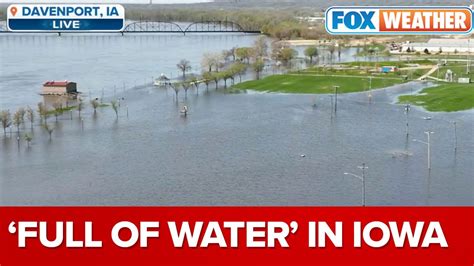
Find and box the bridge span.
[0,20,261,34]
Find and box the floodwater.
[0,34,473,206]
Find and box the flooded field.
[0,35,473,206]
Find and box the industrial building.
[398,38,474,54]
[41,81,77,95]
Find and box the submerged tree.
[230,62,247,83]
[24,133,33,148]
[26,106,34,129]
[18,108,26,124]
[235,47,254,64]
[37,102,49,124]
[13,109,24,135]
[180,81,192,98]
[53,102,63,122]
[0,110,11,136]
[77,98,84,119]
[337,44,342,60]
[253,36,268,59]
[171,83,181,101]
[90,99,100,114]
[177,59,192,80]
[111,100,119,119]
[202,72,212,91]
[252,59,265,80]
[190,77,200,95]
[222,70,234,88]
[211,72,220,90]
[328,45,336,63]
[43,123,54,141]
[304,46,318,64]
[202,53,215,72]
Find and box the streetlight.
[467,39,470,75]
[344,163,368,206]
[453,121,457,152]
[368,76,373,104]
[404,104,411,136]
[413,131,434,170]
[333,85,339,113]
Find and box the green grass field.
[435,64,474,80]
[344,59,434,68]
[233,74,404,94]
[398,83,474,112]
[233,59,473,112]
[298,60,434,80]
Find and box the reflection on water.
[0,35,473,206]
[0,34,260,110]
[1,82,473,206]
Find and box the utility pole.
[368,76,373,104]
[453,121,457,152]
[437,59,440,79]
[329,95,334,119]
[333,85,339,113]
[358,163,368,207]
[404,104,411,136]
[426,131,433,170]
[344,163,368,206]
[413,131,434,170]
[467,39,470,75]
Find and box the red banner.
[0,207,472,266]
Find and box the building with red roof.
[41,80,77,95]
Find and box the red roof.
[43,81,73,86]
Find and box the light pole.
[404,104,411,136]
[413,131,434,170]
[437,59,440,79]
[453,121,457,152]
[344,163,368,206]
[467,39,470,75]
[368,76,373,103]
[333,85,339,113]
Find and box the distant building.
[400,38,474,54]
[154,73,171,86]
[41,81,77,95]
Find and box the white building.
[400,38,474,54]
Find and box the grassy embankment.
[233,74,402,94]
[233,54,474,112]
[233,60,433,94]
[398,84,474,112]
[398,62,474,112]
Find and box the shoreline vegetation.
[231,59,433,94]
[398,84,474,112]
[1,5,472,113]
[232,74,405,94]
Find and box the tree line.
[168,36,311,99]
[124,7,329,40]
[1,97,124,147]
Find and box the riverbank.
[232,74,405,94]
[232,60,432,94]
[398,83,474,112]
